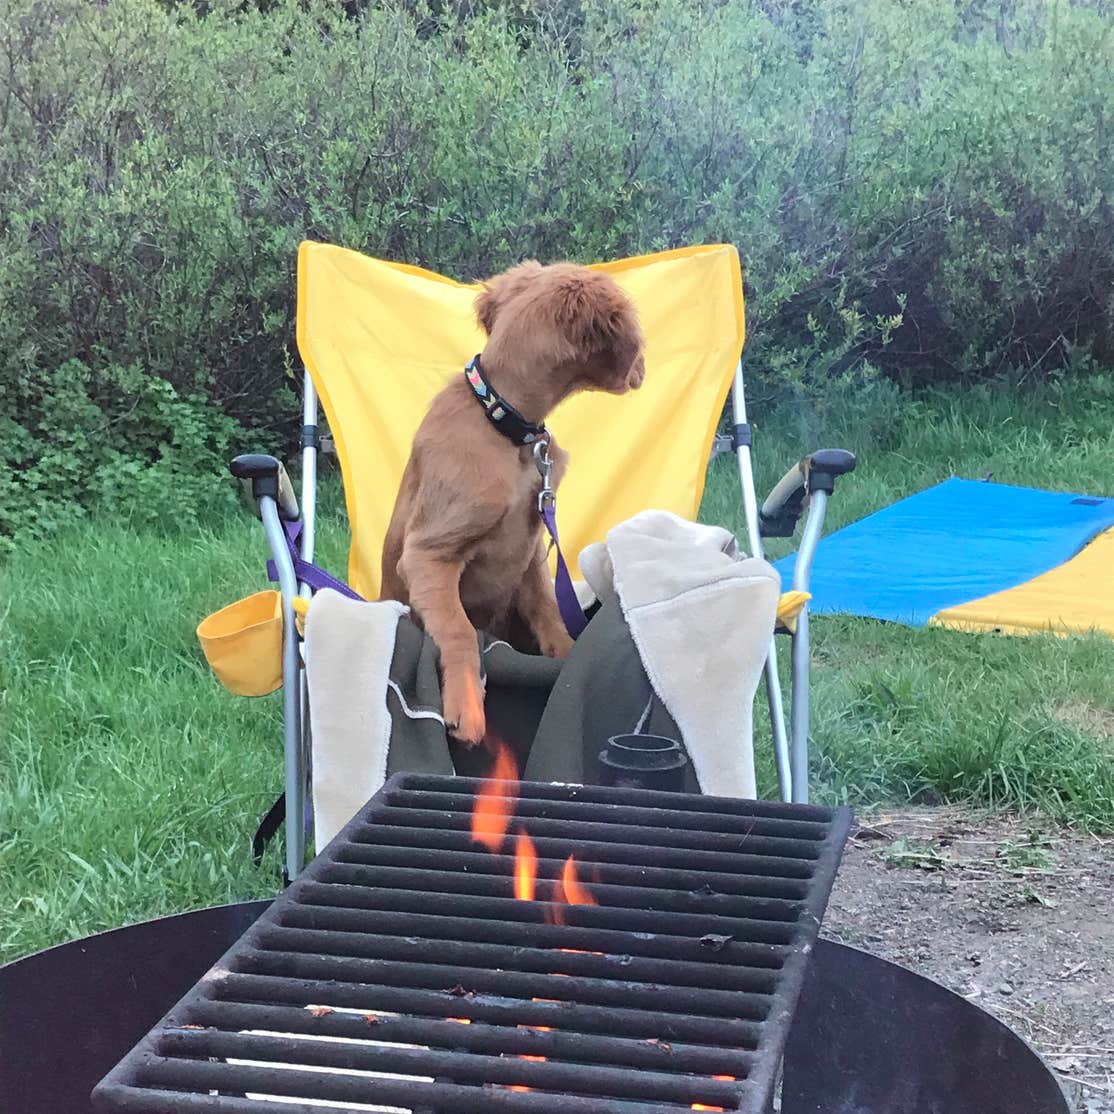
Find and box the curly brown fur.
[380,261,645,745]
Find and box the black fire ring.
[0,775,1071,1114]
[1,906,1069,1114]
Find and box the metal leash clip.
[533,438,556,512]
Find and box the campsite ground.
[826,807,1114,1111]
[2,375,1113,1104]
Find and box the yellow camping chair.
[226,241,855,880]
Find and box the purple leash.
[267,447,587,640]
[267,520,365,601]
[535,440,589,639]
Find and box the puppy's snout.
[627,354,646,391]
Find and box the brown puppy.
[380,261,645,745]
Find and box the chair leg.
[788,489,827,806]
[294,368,318,870]
[261,497,305,881]
[789,613,810,805]
[730,366,793,803]
[279,590,305,881]
[765,640,793,803]
[299,665,313,858]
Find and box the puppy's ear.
[475,260,543,335]
[553,273,644,371]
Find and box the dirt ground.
[822,808,1114,1112]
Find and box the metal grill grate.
[94,773,851,1114]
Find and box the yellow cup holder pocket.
[197,590,284,696]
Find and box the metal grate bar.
[277,903,789,969]
[91,1089,324,1114]
[155,1028,745,1106]
[95,772,851,1114]
[328,840,811,899]
[233,949,776,1019]
[185,999,757,1076]
[211,972,767,1046]
[359,807,824,863]
[341,825,814,879]
[394,774,833,822]
[290,882,799,944]
[254,924,783,993]
[134,1055,743,1112]
[316,861,806,922]
[382,787,830,840]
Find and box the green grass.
[3,374,1114,962]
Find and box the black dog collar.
[464,355,547,446]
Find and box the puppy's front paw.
[539,630,574,660]
[442,669,486,747]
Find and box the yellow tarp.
[296,241,745,600]
[931,525,1114,637]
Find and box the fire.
[507,1052,547,1091]
[549,855,599,921]
[692,1077,736,1111]
[470,740,519,852]
[559,855,597,907]
[514,829,538,902]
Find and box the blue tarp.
[774,478,1114,626]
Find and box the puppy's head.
[476,261,645,397]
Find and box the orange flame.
[508,1052,547,1091]
[692,1076,736,1110]
[470,740,518,852]
[514,829,538,902]
[559,855,598,907]
[546,856,597,925]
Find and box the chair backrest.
[296,241,745,600]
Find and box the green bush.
[2,0,1112,540]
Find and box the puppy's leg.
[516,545,575,660]
[401,547,486,745]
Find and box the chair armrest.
[760,448,856,538]
[230,453,300,521]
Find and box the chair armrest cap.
[230,453,281,481]
[809,448,856,476]
[230,454,299,520]
[807,449,856,494]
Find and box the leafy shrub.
[1,0,1112,540]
